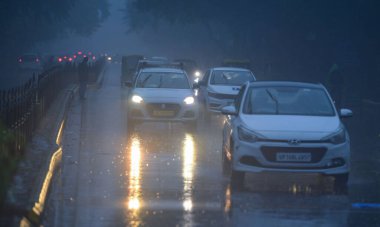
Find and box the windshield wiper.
[141,74,153,87]
[266,89,279,114]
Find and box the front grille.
[208,92,237,100]
[261,146,327,163]
[145,103,181,118]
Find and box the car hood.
[240,115,341,140]
[208,85,240,95]
[132,88,193,102]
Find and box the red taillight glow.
[63,56,67,59]
[58,58,63,62]
[73,55,77,59]
[92,56,96,60]
[83,54,87,58]
[78,51,82,55]
[68,57,73,62]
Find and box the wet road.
[53,64,380,226]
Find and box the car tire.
[332,173,349,187]
[231,170,245,190]
[222,149,231,175]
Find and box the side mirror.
[340,108,353,118]
[124,81,133,87]
[221,105,237,116]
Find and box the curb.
[20,85,78,226]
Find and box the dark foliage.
[0,0,109,68]
[125,0,380,100]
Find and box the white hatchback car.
[126,67,199,130]
[221,81,352,188]
[197,67,256,117]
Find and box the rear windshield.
[210,70,255,85]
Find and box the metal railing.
[0,57,105,155]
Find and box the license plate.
[153,110,175,117]
[276,152,312,162]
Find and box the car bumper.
[232,140,350,175]
[128,102,199,122]
[207,97,235,113]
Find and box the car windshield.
[136,72,190,89]
[210,70,254,85]
[243,86,335,116]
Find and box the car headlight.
[184,96,195,105]
[237,126,263,143]
[194,71,201,77]
[322,128,347,144]
[131,95,143,104]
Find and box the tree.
[0,0,109,69]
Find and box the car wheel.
[231,170,245,189]
[332,173,349,187]
[222,146,231,175]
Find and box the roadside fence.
[0,57,105,155]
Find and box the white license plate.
[153,110,175,117]
[276,152,312,162]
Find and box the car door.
[223,84,247,155]
[198,69,210,104]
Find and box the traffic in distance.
[122,56,352,190]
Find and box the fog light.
[326,158,345,168]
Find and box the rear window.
[210,70,255,86]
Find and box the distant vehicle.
[121,55,144,83]
[174,58,202,82]
[17,53,42,71]
[195,67,256,118]
[221,81,352,188]
[126,67,199,131]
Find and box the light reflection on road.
[126,135,142,226]
[182,133,195,212]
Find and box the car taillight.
[68,57,73,62]
[58,58,63,62]
[92,56,96,60]
[78,51,82,55]
[73,55,77,59]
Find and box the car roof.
[211,67,251,72]
[248,81,324,89]
[140,67,185,73]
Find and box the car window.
[210,70,254,86]
[202,70,210,85]
[136,72,190,89]
[243,86,335,116]
[235,84,246,111]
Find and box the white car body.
[222,81,352,186]
[198,67,256,113]
[127,67,199,126]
